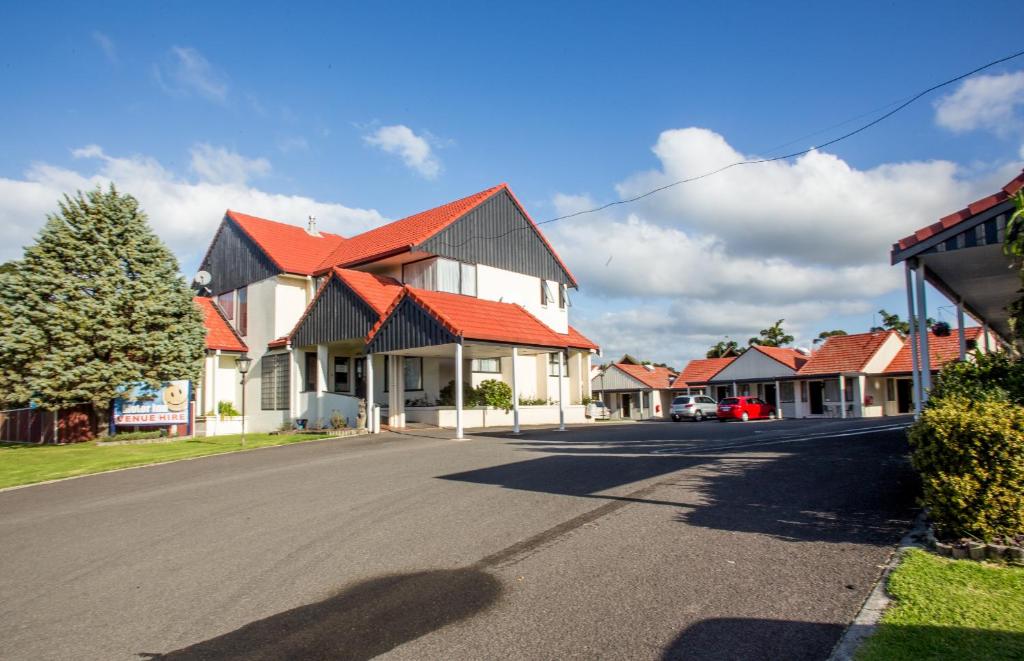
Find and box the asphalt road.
[0,416,918,660]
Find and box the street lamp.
[236,355,252,447]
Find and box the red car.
[717,396,776,422]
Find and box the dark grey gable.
[199,217,280,295]
[416,189,574,286]
[367,296,457,354]
[293,277,381,347]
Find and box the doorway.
[763,383,777,409]
[354,357,366,397]
[896,379,913,414]
[809,381,825,415]
[622,394,632,418]
[716,385,730,401]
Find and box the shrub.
[929,351,1024,405]
[329,410,347,429]
[476,379,513,412]
[438,381,481,407]
[909,396,1024,540]
[518,395,550,406]
[217,400,241,417]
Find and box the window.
[886,378,896,402]
[217,290,234,321]
[548,352,563,377]
[472,358,501,373]
[304,352,318,392]
[260,354,290,410]
[541,280,549,306]
[237,286,248,336]
[558,284,567,309]
[334,357,350,393]
[404,357,423,391]
[402,258,477,296]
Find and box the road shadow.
[441,429,917,545]
[141,568,502,661]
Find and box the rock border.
[927,528,1024,565]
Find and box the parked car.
[717,396,775,422]
[670,395,717,422]
[586,400,609,419]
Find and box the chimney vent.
[306,215,320,237]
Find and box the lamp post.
[236,355,252,447]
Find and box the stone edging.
[925,528,1024,564]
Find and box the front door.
[353,358,366,397]
[809,382,825,415]
[763,384,777,410]
[716,385,730,401]
[622,394,632,418]
[896,379,913,414]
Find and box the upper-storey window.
[217,290,234,320]
[402,257,476,296]
[558,284,567,309]
[540,280,555,307]
[237,286,248,336]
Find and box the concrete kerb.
[827,511,928,661]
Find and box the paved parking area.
[0,416,917,660]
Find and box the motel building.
[191,184,599,437]
[591,356,677,420]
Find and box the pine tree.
[0,186,205,414]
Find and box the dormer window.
[402,257,477,296]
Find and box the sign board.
[113,380,191,426]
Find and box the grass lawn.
[0,432,335,489]
[858,548,1024,660]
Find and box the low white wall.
[403,405,588,428]
[195,416,245,437]
[296,391,361,429]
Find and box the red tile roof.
[797,331,898,376]
[367,287,587,350]
[563,325,599,350]
[317,185,504,270]
[894,169,1024,253]
[884,327,984,374]
[671,357,735,388]
[195,297,247,352]
[226,210,344,275]
[751,345,809,371]
[333,268,403,316]
[612,363,677,391]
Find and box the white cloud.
[548,127,1010,367]
[92,31,116,63]
[934,70,1024,136]
[189,144,270,185]
[363,125,441,179]
[154,46,228,103]
[0,146,386,273]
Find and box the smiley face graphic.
[163,383,188,412]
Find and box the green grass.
[0,432,335,489]
[857,548,1024,660]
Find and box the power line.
[436,47,1024,250]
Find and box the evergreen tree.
[814,329,847,344]
[0,187,205,413]
[706,340,744,358]
[748,319,794,347]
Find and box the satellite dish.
[194,270,212,286]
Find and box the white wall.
[476,264,568,333]
[711,349,798,383]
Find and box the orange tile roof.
[317,185,504,270]
[333,268,403,316]
[368,287,585,349]
[612,363,677,390]
[797,331,898,375]
[894,168,1024,253]
[751,345,809,371]
[195,297,247,352]
[226,210,344,275]
[563,325,599,350]
[884,327,984,373]
[671,357,735,388]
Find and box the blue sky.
[2,1,1023,366]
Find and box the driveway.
[0,417,917,660]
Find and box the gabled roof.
[884,327,984,374]
[750,345,809,370]
[195,297,247,353]
[610,363,677,391]
[894,168,1024,254]
[671,357,735,388]
[316,185,503,270]
[225,210,344,275]
[797,331,898,376]
[368,287,573,349]
[564,325,599,351]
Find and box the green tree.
[814,329,847,344]
[870,309,935,335]
[0,187,205,416]
[706,339,744,358]
[748,319,794,347]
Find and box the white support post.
[915,263,932,399]
[558,350,566,431]
[511,347,521,434]
[774,379,782,419]
[857,375,867,417]
[210,350,220,435]
[455,342,464,439]
[366,353,376,433]
[905,263,922,417]
[983,322,991,352]
[839,374,847,419]
[732,382,737,396]
[957,301,967,361]
[316,344,329,423]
